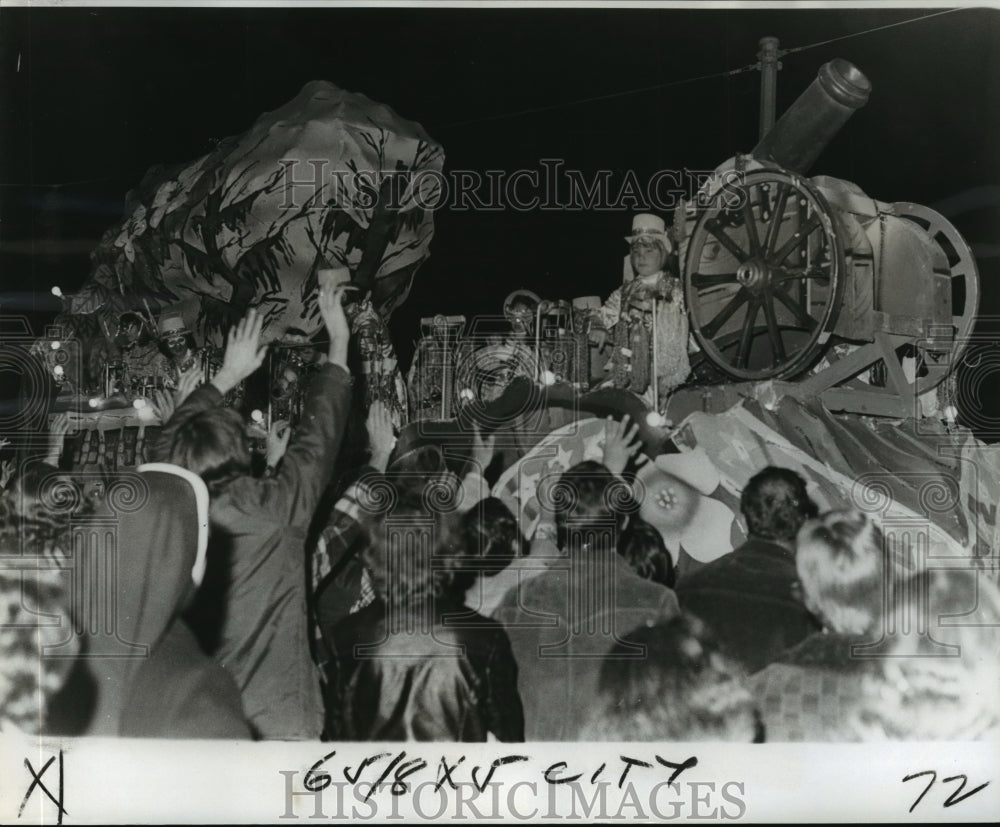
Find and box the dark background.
[2,4,999,373]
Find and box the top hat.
[625,213,671,250]
[157,312,190,337]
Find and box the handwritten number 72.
[903,770,989,813]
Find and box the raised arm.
[153,310,271,460]
[230,284,354,526]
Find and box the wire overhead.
[437,7,968,130]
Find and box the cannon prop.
[677,59,979,418]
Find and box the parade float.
[22,59,1000,583]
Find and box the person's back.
[753,510,922,742]
[44,465,252,739]
[165,296,352,739]
[675,538,819,675]
[675,467,821,676]
[323,487,524,742]
[496,549,677,740]
[330,595,522,742]
[749,631,876,742]
[494,461,679,740]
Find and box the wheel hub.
[736,258,770,292]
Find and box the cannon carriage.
[677,58,979,418]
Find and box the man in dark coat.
[164,287,352,739]
[675,466,822,677]
[323,488,524,742]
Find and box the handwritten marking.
[903,769,990,813]
[18,750,67,824]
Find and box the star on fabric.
[550,443,575,473]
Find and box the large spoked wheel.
[891,202,980,395]
[685,169,846,381]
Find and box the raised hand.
[50,412,71,442]
[0,459,13,490]
[45,413,72,465]
[366,400,396,472]
[151,388,176,423]
[602,414,644,475]
[265,419,291,470]
[318,283,352,368]
[174,365,202,407]
[470,424,496,473]
[212,309,268,395]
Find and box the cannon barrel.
[752,58,872,174]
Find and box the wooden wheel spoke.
[771,215,822,265]
[762,293,787,362]
[736,299,760,369]
[741,196,762,256]
[687,171,846,382]
[773,286,817,330]
[763,183,790,255]
[701,287,749,339]
[774,266,830,281]
[706,220,750,262]
[691,272,739,289]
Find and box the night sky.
[2,3,999,367]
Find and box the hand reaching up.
[319,283,352,368]
[152,389,176,423]
[174,365,202,407]
[44,413,72,466]
[49,412,71,443]
[470,424,496,473]
[212,309,268,395]
[366,400,396,472]
[265,420,291,470]
[0,460,13,490]
[602,414,646,475]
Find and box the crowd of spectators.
[2,288,997,743]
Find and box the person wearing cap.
[592,213,691,409]
[158,310,205,387]
[113,311,172,389]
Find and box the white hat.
[625,213,670,246]
[634,449,735,565]
[157,311,190,336]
